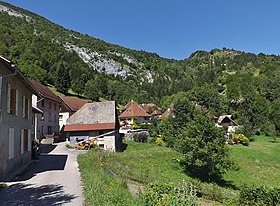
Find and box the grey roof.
[66,101,116,125]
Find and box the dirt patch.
[127,181,144,197]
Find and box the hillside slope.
[2,0,280,133]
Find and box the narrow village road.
[0,142,86,206]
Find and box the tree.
[173,96,195,130]
[84,79,99,101]
[178,112,235,181]
[54,62,71,94]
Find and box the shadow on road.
[16,154,68,181]
[0,183,76,206]
[40,144,57,154]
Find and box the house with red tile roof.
[58,96,87,131]
[64,101,121,152]
[157,104,174,121]
[119,101,151,129]
[30,80,62,138]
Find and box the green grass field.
[78,135,280,205]
[224,135,280,188]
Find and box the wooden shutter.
[28,130,31,152]
[24,129,28,152]
[7,83,11,113]
[26,97,30,119]
[21,129,24,154]
[8,128,15,159]
[15,90,19,116]
[22,95,26,118]
[10,89,15,114]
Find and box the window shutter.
[24,129,28,152]
[26,98,30,119]
[7,83,11,113]
[28,130,31,152]
[10,89,15,114]
[21,129,24,155]
[8,128,15,159]
[15,90,19,116]
[22,95,26,118]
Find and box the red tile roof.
[157,108,174,121]
[64,123,115,131]
[119,101,151,118]
[29,80,61,103]
[59,96,87,112]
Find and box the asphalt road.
[0,142,86,206]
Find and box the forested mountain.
[1,1,280,136]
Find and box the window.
[41,99,44,107]
[21,129,29,154]
[7,83,17,115]
[54,103,57,110]
[59,115,63,120]
[8,128,15,159]
[47,126,52,135]
[98,144,105,149]
[22,96,29,119]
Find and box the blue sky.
[2,0,280,60]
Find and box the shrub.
[0,183,6,189]
[235,134,249,146]
[239,185,280,206]
[142,181,200,206]
[201,183,223,202]
[132,132,149,143]
[155,137,165,146]
[147,137,156,144]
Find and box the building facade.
[30,80,62,138]
[0,56,38,179]
[64,101,121,152]
[58,96,87,131]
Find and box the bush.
[147,137,156,144]
[235,134,250,146]
[132,132,149,143]
[0,183,6,189]
[155,137,165,146]
[142,181,200,206]
[239,185,280,206]
[201,183,223,202]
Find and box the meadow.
[78,135,280,205]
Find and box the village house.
[216,115,239,134]
[30,80,62,139]
[64,101,121,152]
[157,104,174,121]
[0,56,39,179]
[140,103,162,117]
[119,100,151,130]
[58,96,87,131]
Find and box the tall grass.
[78,149,143,206]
